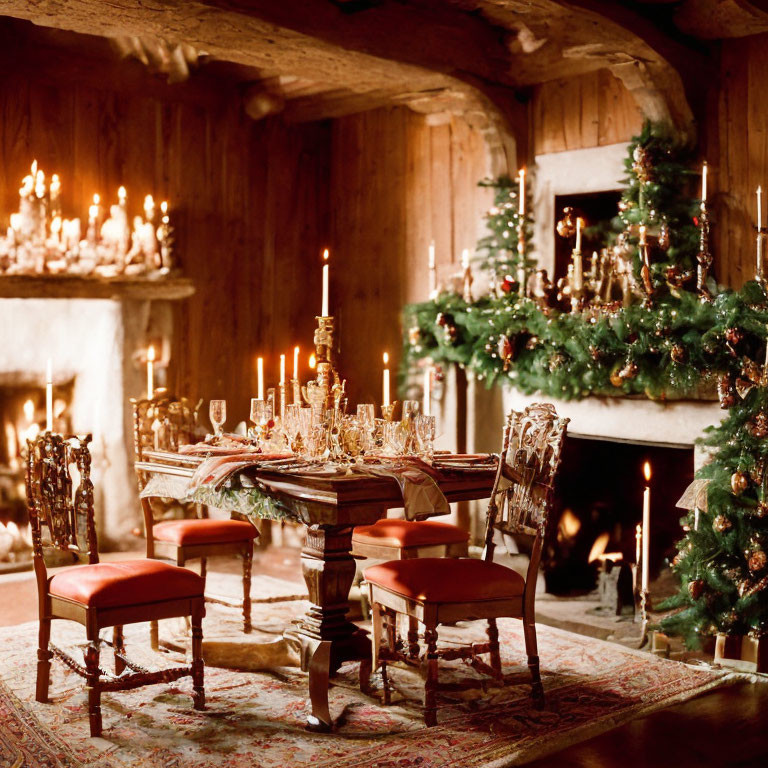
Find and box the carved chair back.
[132,393,202,536]
[131,392,199,461]
[483,403,568,568]
[25,433,98,588]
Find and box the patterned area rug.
[0,590,733,768]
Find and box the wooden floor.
[1,547,767,767]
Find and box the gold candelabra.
[302,315,344,416]
[697,199,713,302]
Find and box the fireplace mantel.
[0,274,195,300]
[503,387,723,448]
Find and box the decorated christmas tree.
[614,121,703,297]
[474,176,535,294]
[661,281,768,648]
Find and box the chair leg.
[242,542,253,634]
[380,606,394,705]
[150,620,159,651]
[523,618,544,706]
[487,618,502,679]
[36,616,52,703]
[407,615,420,659]
[191,607,205,710]
[84,632,102,737]
[113,625,126,676]
[199,556,207,583]
[423,624,439,727]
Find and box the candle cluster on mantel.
[0,161,175,279]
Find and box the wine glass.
[402,400,420,422]
[209,399,226,436]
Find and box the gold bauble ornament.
[731,471,749,496]
[688,579,705,600]
[749,549,767,574]
[713,514,733,533]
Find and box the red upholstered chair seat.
[49,560,205,608]
[352,519,468,549]
[364,558,525,604]
[152,519,259,546]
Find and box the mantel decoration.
[0,161,175,278]
[401,121,767,404]
[401,120,768,651]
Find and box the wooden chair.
[27,432,205,738]
[132,393,258,647]
[364,403,568,726]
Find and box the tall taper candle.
[382,352,390,407]
[518,168,525,216]
[280,354,286,385]
[45,358,53,432]
[321,248,330,317]
[423,365,431,416]
[146,346,155,399]
[575,216,582,253]
[641,461,651,591]
[293,346,299,381]
[257,356,264,401]
[701,161,708,203]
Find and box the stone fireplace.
[0,293,182,546]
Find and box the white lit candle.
[146,345,155,399]
[293,346,299,380]
[518,168,526,216]
[382,352,390,407]
[280,354,286,385]
[118,185,127,208]
[641,461,651,591]
[758,186,762,231]
[701,161,708,203]
[45,358,53,432]
[144,194,155,221]
[575,216,582,252]
[321,248,330,317]
[461,248,470,270]
[257,356,264,401]
[423,365,431,416]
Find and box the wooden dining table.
[135,449,497,729]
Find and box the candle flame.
[322,248,329,262]
[161,200,168,214]
[308,353,316,369]
[383,352,389,365]
[93,193,100,205]
[294,345,300,355]
[23,399,35,423]
[636,523,642,535]
[118,185,126,200]
[643,461,651,482]
[147,345,155,362]
[519,167,525,179]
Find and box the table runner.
[139,454,465,522]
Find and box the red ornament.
[500,278,514,294]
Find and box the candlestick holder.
[757,227,765,284]
[517,220,527,298]
[636,586,650,649]
[292,378,301,406]
[302,316,342,414]
[569,248,585,312]
[462,265,474,303]
[697,201,714,303]
[279,382,288,422]
[381,403,396,422]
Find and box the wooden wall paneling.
[533,69,642,155]
[428,121,454,283]
[716,37,752,289]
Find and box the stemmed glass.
[414,414,436,460]
[209,399,226,436]
[357,403,375,453]
[250,398,270,445]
